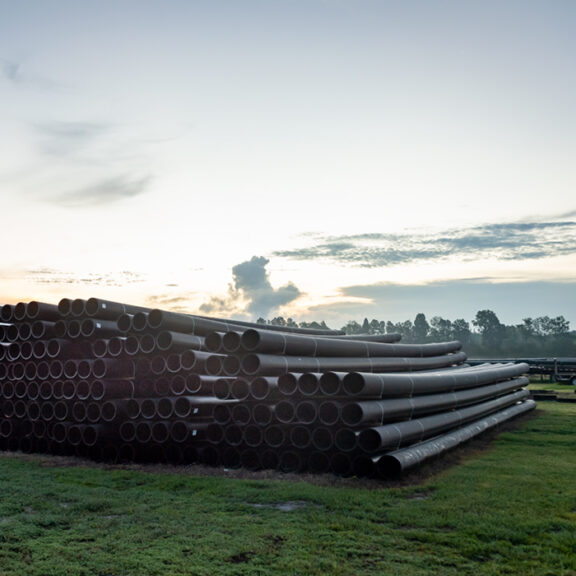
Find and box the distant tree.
[370,319,386,334]
[429,316,453,341]
[473,309,506,351]
[300,320,330,330]
[534,315,570,336]
[413,313,430,342]
[270,316,286,326]
[340,320,361,334]
[256,317,267,325]
[386,320,413,341]
[452,318,471,346]
[286,318,298,328]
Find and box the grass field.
[0,402,574,576]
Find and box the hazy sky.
[1,0,575,329]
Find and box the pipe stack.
[0,298,535,478]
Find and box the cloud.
[200,256,302,319]
[34,121,111,157]
[1,58,61,90]
[273,216,576,267]
[24,268,145,287]
[54,174,152,207]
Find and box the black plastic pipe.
[340,376,529,426]
[357,389,530,453]
[240,351,468,377]
[375,399,537,477]
[238,328,461,358]
[342,362,529,398]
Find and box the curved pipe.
[340,376,529,426]
[240,351,468,377]
[239,328,461,358]
[342,362,529,398]
[358,389,530,453]
[148,309,344,336]
[330,332,402,343]
[376,400,536,478]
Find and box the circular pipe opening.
[239,329,259,351]
[341,404,364,426]
[278,373,298,396]
[275,401,295,424]
[231,404,251,425]
[376,455,403,479]
[204,332,222,352]
[222,331,241,353]
[311,427,334,451]
[108,337,125,357]
[290,426,312,449]
[298,373,319,396]
[319,401,340,426]
[224,424,243,446]
[295,401,317,425]
[231,378,249,400]
[71,298,86,317]
[357,429,381,453]
[264,425,285,448]
[320,372,341,396]
[170,375,186,396]
[243,425,263,447]
[252,404,273,426]
[117,313,133,332]
[335,428,359,452]
[342,372,365,395]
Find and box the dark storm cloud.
[273,217,576,267]
[200,256,302,319]
[55,174,152,207]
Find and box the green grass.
[1,403,575,575]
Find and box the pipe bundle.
[0,298,535,478]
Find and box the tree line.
[257,311,575,358]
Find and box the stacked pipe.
[0,298,535,478]
[199,327,534,476]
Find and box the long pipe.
[240,350,468,377]
[340,376,529,426]
[374,399,536,478]
[357,389,530,453]
[238,328,461,358]
[341,362,529,398]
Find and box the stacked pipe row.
[199,327,534,477]
[0,298,535,478]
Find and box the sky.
[1,0,575,330]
